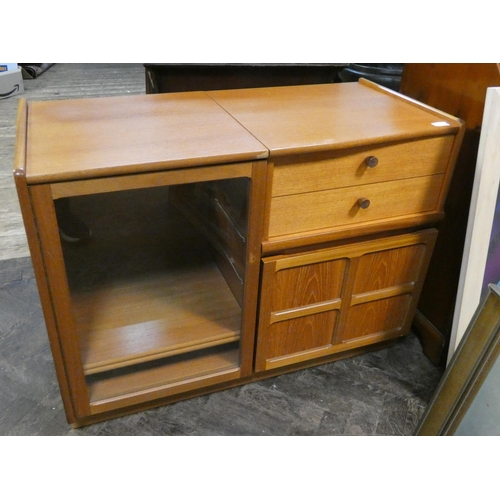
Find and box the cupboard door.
[256,229,438,372]
[255,255,348,371]
[340,237,435,344]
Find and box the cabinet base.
[412,310,446,366]
[70,337,400,428]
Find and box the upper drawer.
[271,135,454,197]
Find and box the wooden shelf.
[86,343,240,405]
[73,260,241,375]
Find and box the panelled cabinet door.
[339,232,437,344]
[255,229,438,372]
[255,254,347,371]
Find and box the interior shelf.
[72,259,241,375]
[86,343,240,404]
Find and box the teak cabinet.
[14,79,464,427]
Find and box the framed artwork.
[449,87,500,362]
[416,284,500,435]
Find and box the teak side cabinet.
[14,79,464,427]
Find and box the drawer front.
[272,135,454,197]
[269,174,444,238]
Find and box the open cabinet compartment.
[28,160,266,420]
[61,181,251,405]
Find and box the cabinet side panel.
[13,101,78,423]
[29,185,91,419]
[13,180,78,423]
[239,161,268,375]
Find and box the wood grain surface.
[209,80,462,157]
[25,92,268,183]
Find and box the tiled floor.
[0,64,444,435]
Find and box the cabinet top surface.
[23,92,268,184]
[20,81,462,184]
[208,80,462,157]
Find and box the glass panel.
[56,180,249,398]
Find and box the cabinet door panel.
[256,229,438,372]
[256,255,347,371]
[352,243,427,294]
[342,295,412,342]
[272,259,346,310]
[265,310,339,361]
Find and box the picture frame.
[449,87,500,362]
[416,284,500,435]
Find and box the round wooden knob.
[365,156,378,168]
[358,197,370,209]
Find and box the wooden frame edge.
[416,284,500,435]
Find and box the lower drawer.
[268,174,443,238]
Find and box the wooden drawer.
[268,174,443,238]
[271,135,454,197]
